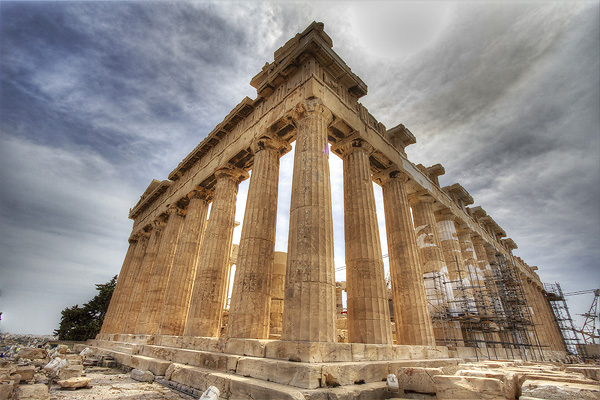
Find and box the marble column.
[410,194,464,346]
[269,252,287,338]
[100,237,139,334]
[158,189,210,336]
[336,284,344,316]
[522,278,550,350]
[110,232,150,333]
[228,136,288,339]
[537,287,567,352]
[123,220,164,333]
[336,139,392,344]
[282,99,336,343]
[380,169,435,345]
[473,238,492,275]
[435,210,469,283]
[136,205,186,334]
[458,229,480,314]
[184,167,247,338]
[409,195,446,275]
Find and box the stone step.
[95,334,449,362]
[85,341,460,391]
[166,362,307,399]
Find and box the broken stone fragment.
[56,376,92,389]
[15,365,35,382]
[58,364,83,380]
[16,348,46,360]
[0,382,15,400]
[130,368,154,382]
[13,383,50,400]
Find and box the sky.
[0,1,598,338]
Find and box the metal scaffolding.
[543,282,585,357]
[425,253,543,361]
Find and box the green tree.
[54,275,117,340]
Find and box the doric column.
[336,283,344,315]
[473,237,492,274]
[227,135,289,339]
[457,230,478,278]
[409,194,446,275]
[282,99,336,342]
[123,220,164,333]
[100,237,139,334]
[269,252,287,338]
[537,287,567,352]
[522,278,550,350]
[334,138,392,344]
[184,167,247,337]
[379,169,435,345]
[410,194,464,346]
[435,210,469,282]
[136,205,186,334]
[110,232,150,333]
[158,189,211,336]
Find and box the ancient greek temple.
[91,22,570,398]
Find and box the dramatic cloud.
[0,1,597,335]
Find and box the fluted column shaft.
[536,287,567,351]
[410,196,464,346]
[158,190,210,335]
[435,211,469,282]
[410,197,446,275]
[522,279,551,350]
[282,99,336,342]
[184,168,245,337]
[228,137,286,339]
[111,233,149,332]
[123,222,163,333]
[136,206,185,334]
[338,140,392,344]
[381,171,435,345]
[100,238,138,334]
[269,252,287,338]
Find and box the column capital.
[188,187,212,201]
[166,204,186,218]
[408,190,436,206]
[434,208,456,222]
[215,167,249,184]
[292,98,333,124]
[152,218,166,233]
[251,135,291,156]
[331,138,374,157]
[456,223,473,235]
[374,166,409,186]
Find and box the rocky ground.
[0,334,195,400]
[48,367,193,400]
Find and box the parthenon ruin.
[90,22,577,398]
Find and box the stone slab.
[396,367,442,394]
[521,379,600,400]
[131,368,154,382]
[56,376,92,389]
[433,375,510,400]
[14,384,49,399]
[237,357,322,389]
[131,355,172,376]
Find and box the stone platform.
[81,334,459,399]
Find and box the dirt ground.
[48,367,195,400]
